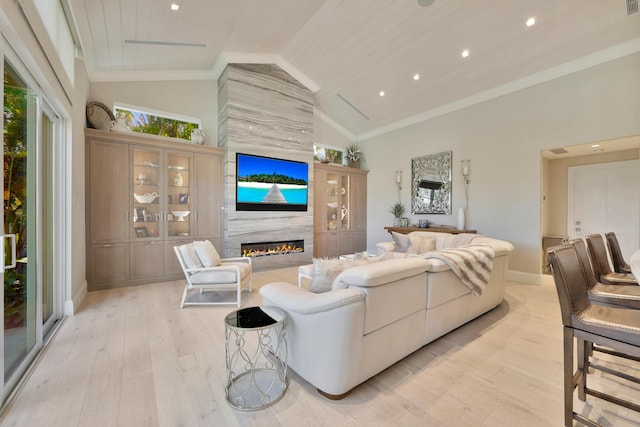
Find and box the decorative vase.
[457,207,466,230]
[348,160,360,169]
[174,172,183,186]
[393,217,401,227]
[190,129,205,145]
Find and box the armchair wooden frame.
[173,245,252,308]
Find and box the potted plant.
[389,202,406,226]
[345,144,363,168]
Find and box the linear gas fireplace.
[241,239,304,258]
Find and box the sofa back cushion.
[333,257,430,289]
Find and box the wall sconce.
[461,160,470,184]
[461,160,470,209]
[395,170,403,203]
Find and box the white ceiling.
[69,0,640,141]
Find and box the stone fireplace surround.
[218,63,315,271]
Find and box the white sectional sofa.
[259,232,514,398]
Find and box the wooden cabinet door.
[350,172,367,232]
[193,154,223,239]
[130,241,164,280]
[89,244,129,284]
[88,140,129,243]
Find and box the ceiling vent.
[628,0,639,15]
[124,39,206,48]
[550,147,569,155]
[336,93,370,120]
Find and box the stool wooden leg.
[563,327,575,426]
[577,338,589,401]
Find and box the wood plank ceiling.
[69,0,640,139]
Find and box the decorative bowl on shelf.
[134,192,159,203]
[171,210,190,221]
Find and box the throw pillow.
[406,234,436,255]
[310,258,351,293]
[179,244,204,269]
[194,240,222,267]
[392,231,411,252]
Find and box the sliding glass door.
[1,55,62,402]
[3,59,37,381]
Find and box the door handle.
[1,234,17,272]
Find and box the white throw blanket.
[423,245,495,295]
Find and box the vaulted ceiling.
[69,0,640,140]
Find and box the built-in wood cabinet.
[313,163,368,258]
[85,128,224,290]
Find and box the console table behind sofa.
[384,226,477,235]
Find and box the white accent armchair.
[174,240,252,308]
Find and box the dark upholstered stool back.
[605,231,632,274]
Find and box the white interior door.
[567,160,640,260]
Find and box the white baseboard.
[507,270,544,285]
[64,280,87,315]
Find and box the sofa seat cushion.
[189,262,251,284]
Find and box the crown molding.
[89,69,218,82]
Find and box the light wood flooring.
[1,268,639,426]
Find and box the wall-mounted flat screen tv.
[236,153,309,211]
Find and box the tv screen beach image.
[237,154,308,206]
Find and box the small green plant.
[389,202,406,218]
[345,144,363,162]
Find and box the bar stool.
[548,243,640,427]
[570,238,640,309]
[632,249,640,280]
[605,232,633,274]
[585,234,637,285]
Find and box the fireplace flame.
[242,243,304,257]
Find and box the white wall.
[68,57,90,314]
[360,52,640,277]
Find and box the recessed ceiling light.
[526,17,536,27]
[379,91,385,97]
[592,144,600,148]
[171,3,180,11]
[413,74,420,80]
[461,49,470,58]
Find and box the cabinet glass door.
[326,172,339,231]
[166,153,191,238]
[340,174,350,230]
[132,148,162,239]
